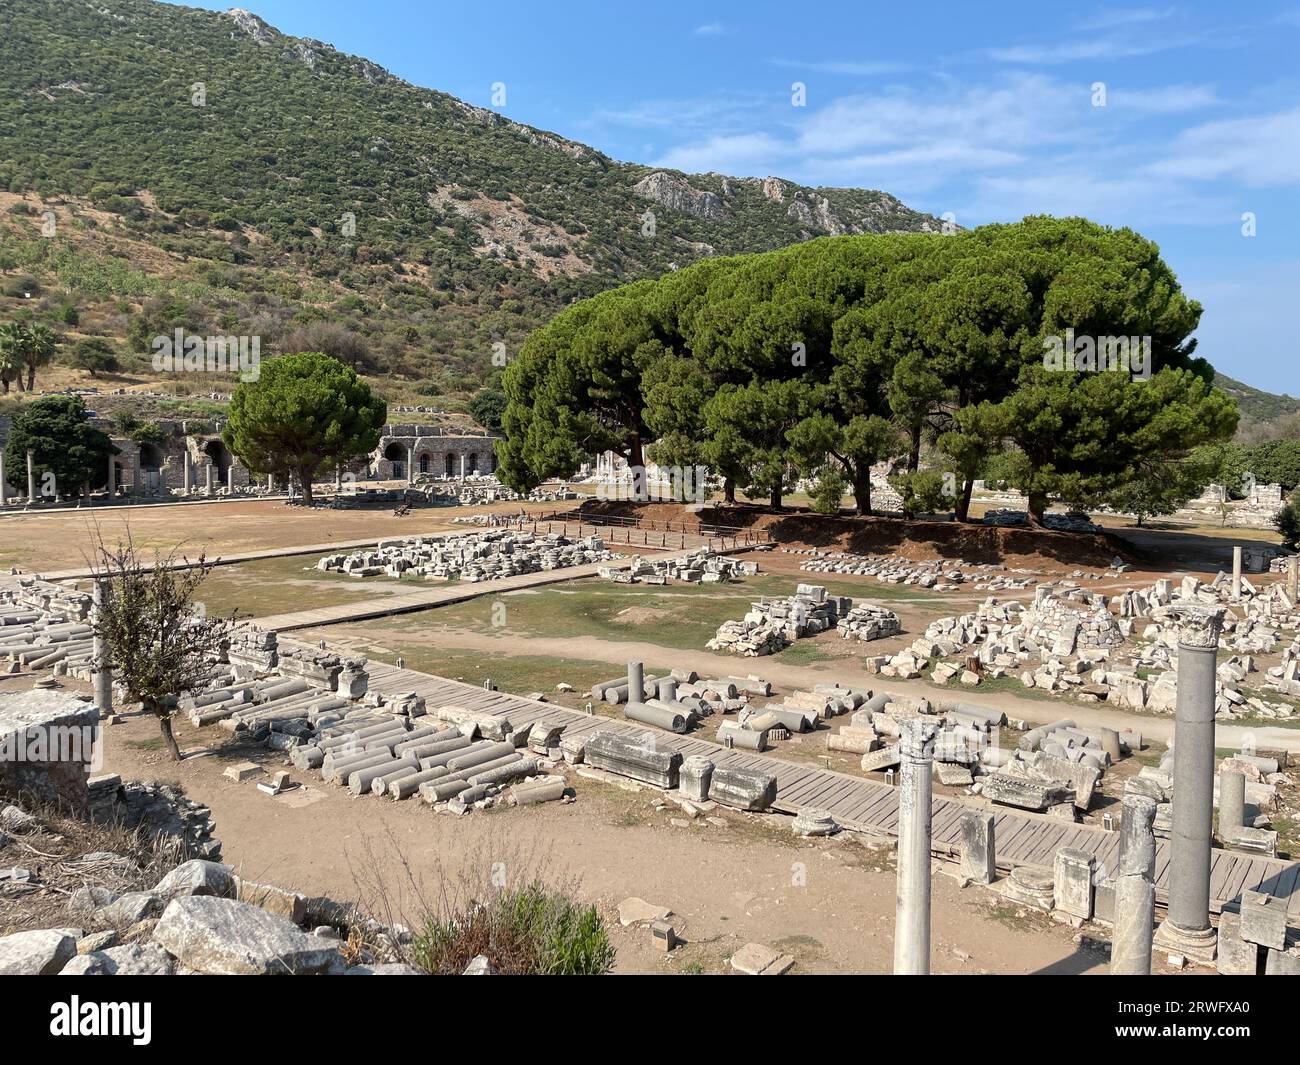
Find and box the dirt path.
[73,684,1105,976]
[312,624,1300,755]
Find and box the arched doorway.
[418,452,430,475]
[445,452,455,478]
[203,438,233,481]
[382,442,406,481]
[467,453,479,475]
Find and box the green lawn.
[362,573,928,654]
[193,554,418,619]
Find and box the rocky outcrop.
[632,172,725,220]
[153,895,345,975]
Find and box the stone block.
[959,811,996,885]
[1239,890,1287,951]
[1053,848,1094,919]
[708,766,777,811]
[1215,912,1262,975]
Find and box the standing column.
[228,463,236,494]
[106,454,115,499]
[132,452,141,499]
[0,451,7,506]
[182,452,192,495]
[204,464,214,497]
[1111,788,1157,974]
[460,453,467,480]
[268,473,275,494]
[27,450,36,502]
[335,466,343,491]
[1153,605,1224,965]
[1218,770,1246,837]
[1231,546,1242,600]
[627,660,644,703]
[91,580,113,716]
[894,718,937,975]
[1289,556,1299,604]
[406,446,414,485]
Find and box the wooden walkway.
[349,654,1300,920]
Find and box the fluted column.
[894,717,937,975]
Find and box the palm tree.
[0,322,30,394]
[25,323,57,391]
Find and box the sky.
[172,0,1300,394]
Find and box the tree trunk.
[298,468,314,507]
[852,472,872,516]
[770,483,783,511]
[908,425,921,472]
[723,476,736,504]
[956,476,975,523]
[26,366,35,391]
[157,708,183,761]
[1027,492,1048,527]
[626,435,646,502]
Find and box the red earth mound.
[574,499,1135,570]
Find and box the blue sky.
[174,1,1299,393]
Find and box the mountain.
[1213,372,1300,443]
[0,0,940,406]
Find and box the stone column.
[894,718,937,975]
[268,473,275,494]
[406,446,414,485]
[1219,770,1245,836]
[627,660,644,703]
[460,453,467,480]
[1231,546,1242,600]
[1112,788,1157,974]
[959,810,996,885]
[91,580,113,716]
[133,452,141,499]
[182,451,192,495]
[204,463,214,497]
[27,449,36,502]
[335,466,342,491]
[105,454,115,499]
[1289,556,1299,604]
[1153,604,1224,965]
[228,463,235,493]
[0,450,7,506]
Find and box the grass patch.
[366,573,931,653]
[194,554,405,618]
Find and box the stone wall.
[0,689,99,807]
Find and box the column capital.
[898,717,939,762]
[1155,604,1225,649]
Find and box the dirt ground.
[12,672,1107,975]
[0,496,560,574]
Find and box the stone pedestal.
[1053,848,1094,920]
[1111,788,1156,974]
[1153,605,1224,966]
[893,718,936,975]
[679,756,713,802]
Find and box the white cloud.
[693,22,726,36]
[1142,106,1300,185]
[766,58,910,76]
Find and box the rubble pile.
[600,548,758,586]
[836,604,903,643]
[982,509,1103,533]
[707,584,851,657]
[317,530,619,582]
[795,551,1037,591]
[0,579,95,680]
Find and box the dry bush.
[0,792,177,936]
[345,822,614,975]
